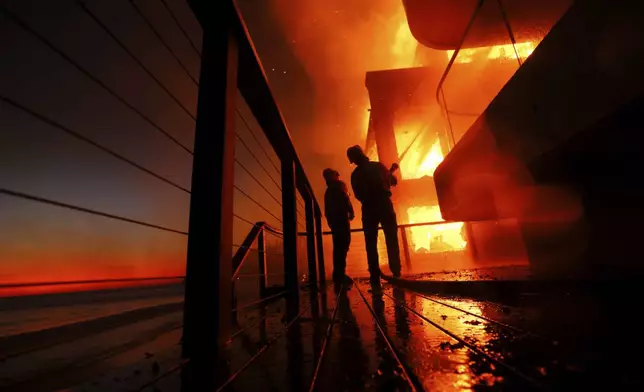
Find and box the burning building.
[364,64,501,265]
[359,0,574,264]
[363,66,468,256]
[269,0,603,274]
[432,0,644,279]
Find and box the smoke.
[268,0,417,158]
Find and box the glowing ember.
[446,42,536,64]
[407,206,466,252]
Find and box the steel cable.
[76,0,197,121]
[0,5,194,155]
[1,96,191,195]
[158,0,202,59]
[0,188,188,235]
[128,0,199,85]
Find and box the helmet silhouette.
[347,145,367,164]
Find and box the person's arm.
[341,182,355,220]
[323,189,331,222]
[379,162,397,187]
[351,171,364,204]
[389,170,398,186]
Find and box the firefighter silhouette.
[346,145,402,281]
[323,168,354,282]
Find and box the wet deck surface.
[9,273,644,391]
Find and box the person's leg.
[334,222,351,279]
[332,231,344,281]
[362,207,381,280]
[381,200,402,277]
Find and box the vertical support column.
[371,109,400,171]
[314,204,326,286]
[281,157,299,300]
[259,304,268,344]
[231,281,237,325]
[258,227,269,345]
[182,23,237,359]
[400,227,412,273]
[305,191,318,289]
[465,222,479,261]
[257,228,268,297]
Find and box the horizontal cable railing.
[0,3,195,155]
[311,218,527,278]
[1,0,326,390]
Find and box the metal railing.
[230,221,289,317]
[304,217,528,279]
[436,0,519,150]
[435,0,572,150]
[182,0,326,363]
[0,0,325,386]
[301,220,471,277]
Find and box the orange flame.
[391,10,418,69]
[446,42,536,64]
[400,138,466,252]
[363,10,419,137]
[398,138,444,180]
[407,206,466,252]
[385,12,468,253]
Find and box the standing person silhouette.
[323,168,354,282]
[346,145,402,282]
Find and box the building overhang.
[402,0,572,50]
[434,0,644,221]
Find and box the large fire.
[367,11,539,255]
[407,206,467,252]
[446,42,536,63]
[396,128,467,252]
[386,13,468,253]
[391,9,418,69]
[385,18,540,254]
[398,137,443,180]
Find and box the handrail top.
[231,221,281,282]
[188,0,320,207]
[255,221,282,236]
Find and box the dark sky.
[0,0,424,284]
[0,0,298,283]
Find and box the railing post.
[182,18,237,360]
[257,228,268,297]
[314,204,326,286]
[282,157,299,300]
[400,227,412,273]
[304,191,318,289]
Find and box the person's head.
[347,145,368,165]
[322,168,340,184]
